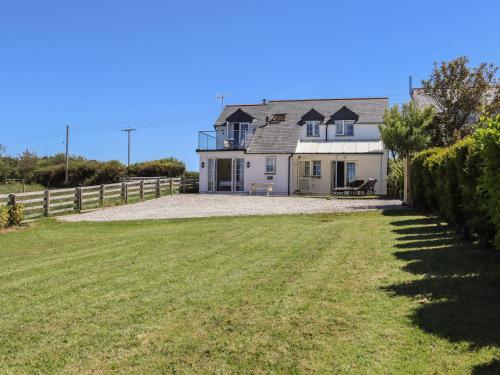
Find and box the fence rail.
[0,177,199,221]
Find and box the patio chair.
[349,180,373,196]
[366,178,377,195]
[333,179,366,196]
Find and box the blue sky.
[1,0,498,170]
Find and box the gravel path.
[58,194,404,222]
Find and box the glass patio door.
[232,158,244,191]
[207,158,215,192]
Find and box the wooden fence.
[0,177,199,221]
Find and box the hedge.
[128,158,185,178]
[411,115,500,249]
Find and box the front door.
[336,161,345,187]
[298,160,311,192]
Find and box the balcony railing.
[198,130,251,151]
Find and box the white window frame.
[312,160,321,177]
[335,120,354,136]
[265,156,276,174]
[306,121,320,137]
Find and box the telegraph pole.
[65,125,69,184]
[121,128,136,166]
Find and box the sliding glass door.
[207,158,215,192]
[232,158,244,191]
[207,158,245,192]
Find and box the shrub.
[90,160,127,185]
[128,158,185,178]
[0,206,9,228]
[8,204,23,226]
[387,159,404,198]
[411,117,499,249]
[475,115,500,248]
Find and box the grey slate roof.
[214,98,388,153]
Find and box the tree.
[421,56,499,146]
[379,102,434,205]
[379,101,434,157]
[0,144,5,157]
[17,150,38,182]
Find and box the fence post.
[124,184,128,204]
[156,179,161,198]
[140,181,144,200]
[100,184,105,206]
[121,182,126,202]
[169,178,173,195]
[44,190,50,216]
[8,194,17,207]
[75,187,82,212]
[181,177,184,194]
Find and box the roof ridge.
[225,97,388,107]
[268,97,388,102]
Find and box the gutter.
[287,154,293,196]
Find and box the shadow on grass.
[382,210,500,372]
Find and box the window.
[346,162,356,183]
[335,120,354,136]
[306,121,320,137]
[265,156,276,174]
[312,161,321,177]
[271,113,286,122]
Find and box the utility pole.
[216,92,229,111]
[65,125,69,184]
[409,76,413,99]
[121,128,136,166]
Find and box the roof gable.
[299,108,325,124]
[225,108,254,123]
[327,106,360,123]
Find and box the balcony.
[197,130,252,151]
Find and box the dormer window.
[306,121,320,137]
[335,120,354,136]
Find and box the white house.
[197,97,389,195]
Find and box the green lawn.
[0,183,45,195]
[1,211,499,374]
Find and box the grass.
[0,183,45,195]
[0,211,499,374]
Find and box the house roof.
[295,140,384,154]
[214,97,388,153]
[327,106,360,123]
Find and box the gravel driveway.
[58,194,403,222]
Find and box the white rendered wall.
[198,152,291,194]
[291,152,388,195]
[299,123,381,141]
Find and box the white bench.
[249,183,273,196]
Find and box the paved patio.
[58,194,404,222]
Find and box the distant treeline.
[0,151,190,188]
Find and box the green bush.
[475,115,500,248]
[91,160,127,185]
[0,206,9,228]
[128,158,185,178]
[387,159,404,198]
[411,117,499,248]
[8,204,23,226]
